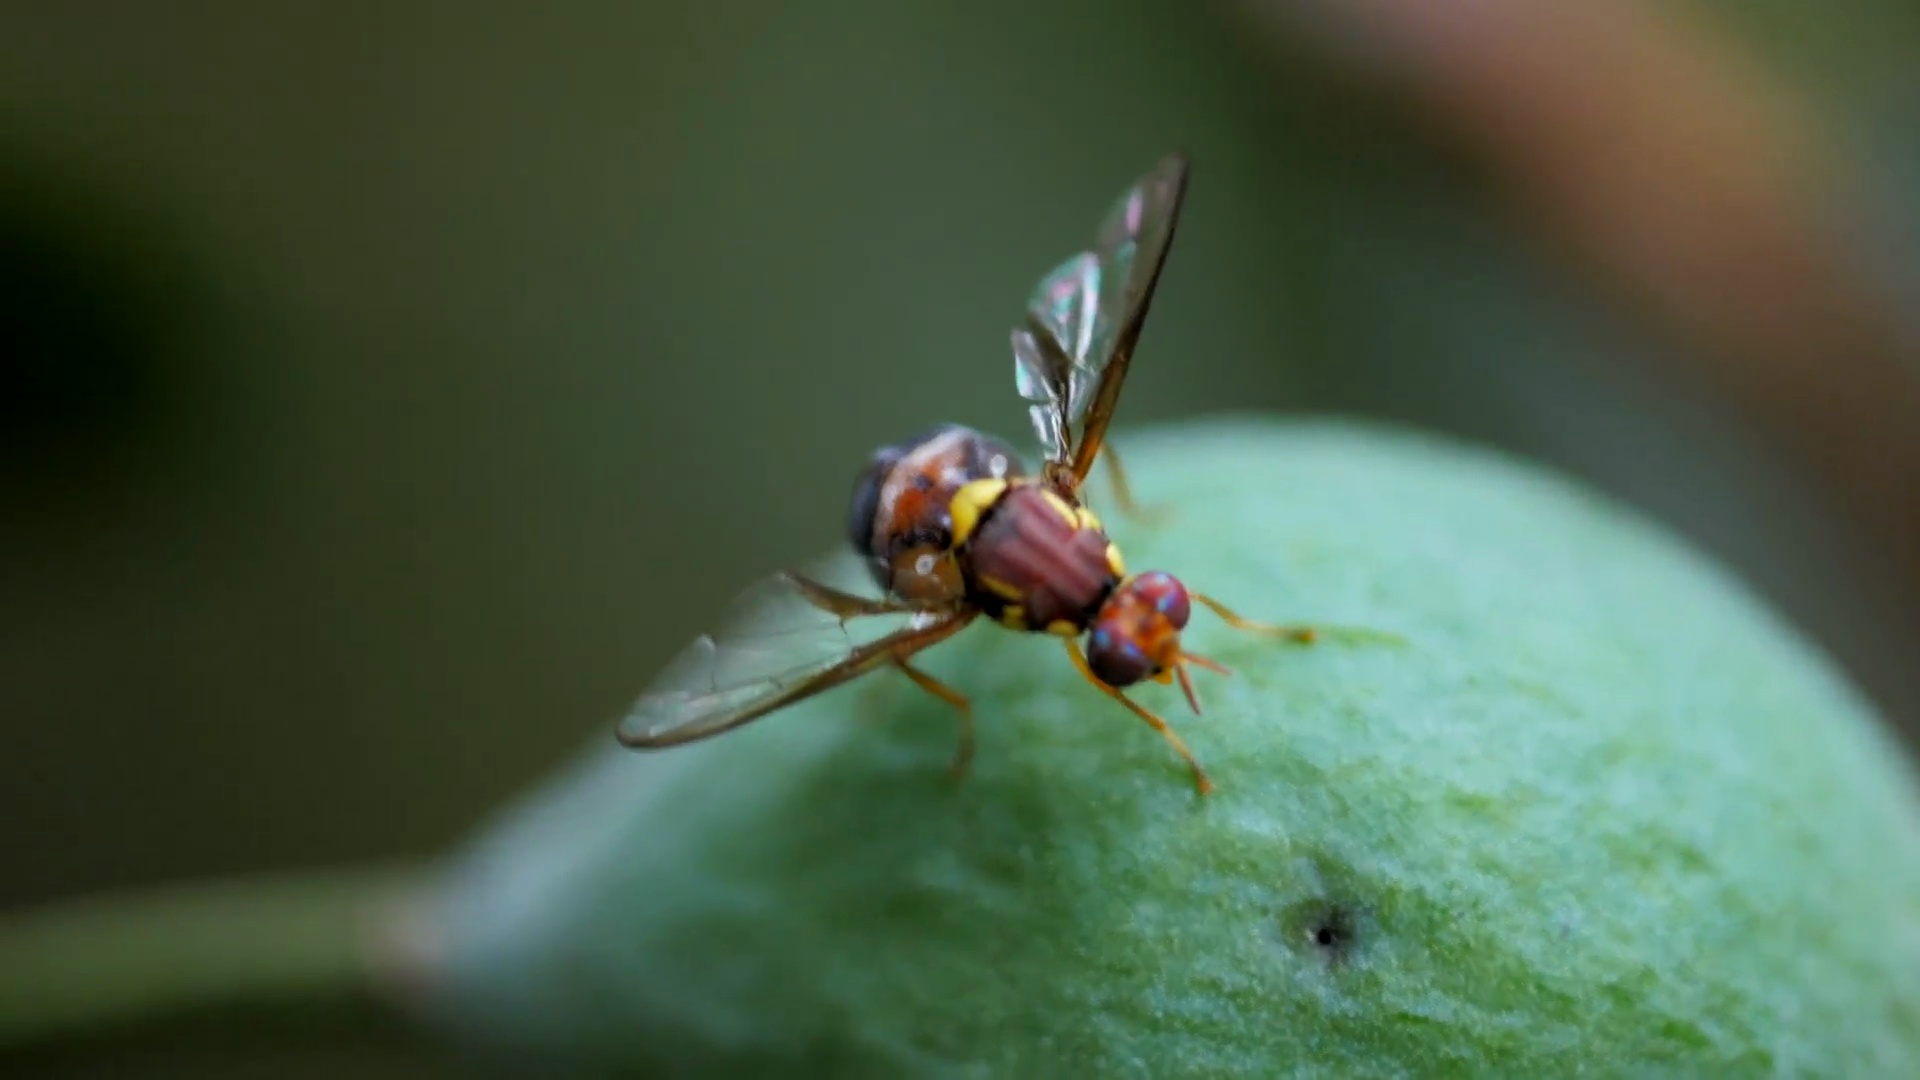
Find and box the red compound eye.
[1132,571,1191,629]
[1087,622,1154,687]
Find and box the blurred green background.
[5,1,1919,1072]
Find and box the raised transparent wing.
[617,571,972,750]
[1011,153,1190,476]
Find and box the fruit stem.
[0,861,437,1050]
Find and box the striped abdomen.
[953,480,1124,634]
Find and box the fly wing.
[1011,153,1190,475]
[617,572,969,749]
[1011,254,1096,465]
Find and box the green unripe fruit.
[421,417,1920,1075]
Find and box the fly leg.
[1098,442,1168,525]
[1190,593,1408,647]
[1191,592,1318,644]
[783,571,926,618]
[1063,639,1213,795]
[895,659,977,780]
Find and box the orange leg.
[1192,592,1318,644]
[784,571,925,619]
[1099,442,1168,524]
[1172,662,1205,715]
[1192,592,1407,648]
[896,659,976,779]
[1063,639,1214,795]
[1182,650,1231,674]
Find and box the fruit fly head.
[1086,570,1228,714]
[1087,571,1193,687]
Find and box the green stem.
[0,862,437,1049]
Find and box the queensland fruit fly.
[617,153,1318,795]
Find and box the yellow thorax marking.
[998,604,1028,629]
[1046,619,1080,637]
[978,574,1023,602]
[949,478,1009,547]
[1104,541,1126,578]
[1035,489,1078,529]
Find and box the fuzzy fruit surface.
[428,417,1920,1076]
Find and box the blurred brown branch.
[1231,0,1920,606]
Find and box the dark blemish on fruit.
[1281,896,1362,968]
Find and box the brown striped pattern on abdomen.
[961,484,1118,632]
